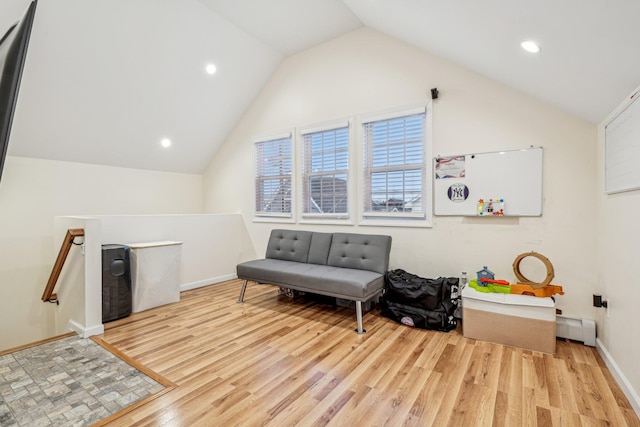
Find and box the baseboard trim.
[180,274,238,292]
[596,338,640,418]
[67,320,104,338]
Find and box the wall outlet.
[605,296,610,318]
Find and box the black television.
[0,0,37,183]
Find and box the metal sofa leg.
[355,300,366,334]
[237,279,248,303]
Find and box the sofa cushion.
[307,232,332,265]
[237,259,385,300]
[298,265,384,299]
[327,233,392,275]
[265,229,313,263]
[237,258,293,284]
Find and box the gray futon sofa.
[236,229,392,334]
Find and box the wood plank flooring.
[98,279,640,426]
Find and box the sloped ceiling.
[343,0,640,126]
[2,0,640,174]
[4,0,282,174]
[198,0,362,56]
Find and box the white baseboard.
[555,316,596,346]
[596,338,640,418]
[180,274,238,292]
[67,320,104,338]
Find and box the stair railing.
[42,228,85,303]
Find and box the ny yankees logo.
[447,183,469,202]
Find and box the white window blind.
[301,125,349,217]
[255,136,292,216]
[363,111,426,218]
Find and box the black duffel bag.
[379,298,457,332]
[384,269,458,311]
[380,269,459,332]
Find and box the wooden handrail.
[42,228,84,302]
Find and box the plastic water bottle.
[454,271,467,319]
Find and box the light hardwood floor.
[98,279,640,427]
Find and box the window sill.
[253,216,296,224]
[358,218,433,228]
[299,218,355,226]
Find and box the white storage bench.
[461,285,556,353]
[128,241,182,313]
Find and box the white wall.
[203,28,597,320]
[596,85,640,414]
[52,217,98,339]
[97,214,255,289]
[0,156,203,350]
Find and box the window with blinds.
[301,125,349,218]
[363,111,426,219]
[255,135,292,216]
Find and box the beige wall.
[203,27,597,320]
[596,85,640,412]
[0,156,203,350]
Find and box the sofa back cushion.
[265,229,313,263]
[327,233,392,274]
[307,232,333,265]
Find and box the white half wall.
[53,217,101,338]
[0,156,203,351]
[52,214,255,339]
[96,214,255,289]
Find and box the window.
[255,135,292,217]
[301,124,350,219]
[362,108,427,220]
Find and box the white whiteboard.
[434,147,543,216]
[605,94,640,194]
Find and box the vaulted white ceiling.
[198,0,362,56]
[3,0,640,174]
[343,0,640,125]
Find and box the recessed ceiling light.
[206,63,217,75]
[521,40,541,53]
[160,138,171,148]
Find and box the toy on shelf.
[480,278,510,286]
[471,269,512,294]
[477,198,505,216]
[469,251,566,298]
[510,251,564,297]
[512,251,554,288]
[511,283,564,297]
[476,266,495,285]
[469,279,511,294]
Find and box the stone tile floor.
[0,336,164,426]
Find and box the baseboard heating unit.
[556,316,596,346]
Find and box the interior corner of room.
[0,0,639,422]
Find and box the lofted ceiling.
[2,0,640,175]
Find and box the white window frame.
[297,119,354,225]
[358,103,433,228]
[253,131,295,223]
